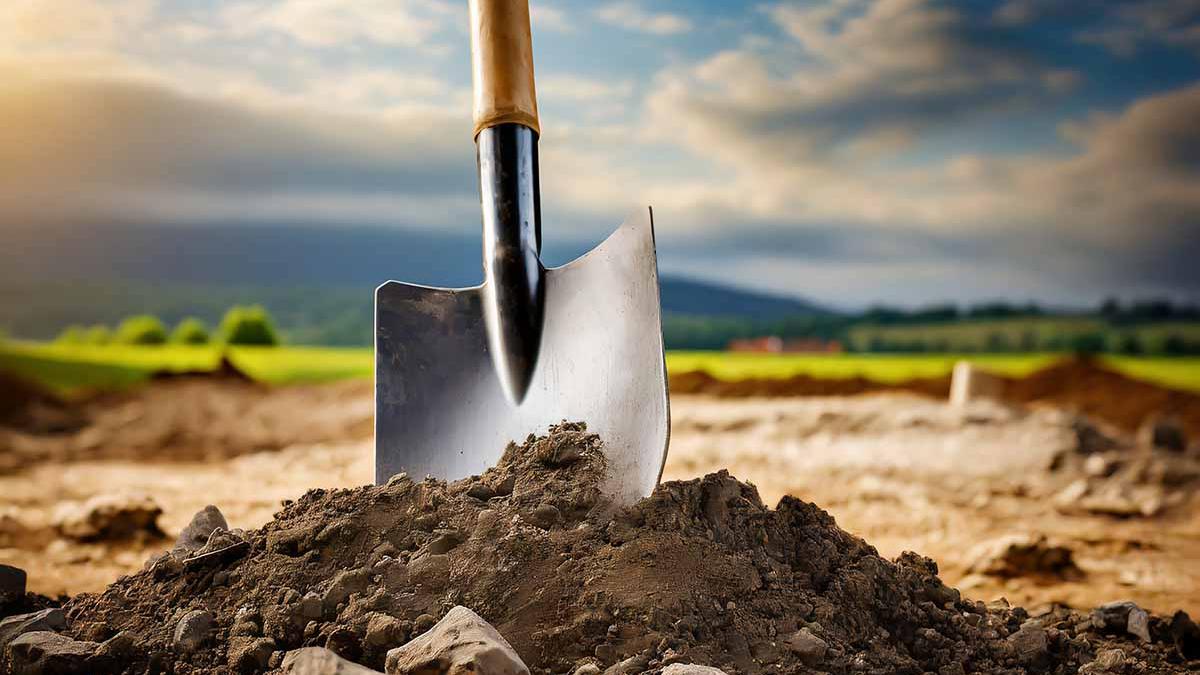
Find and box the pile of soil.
[998,360,1200,439]
[24,424,1195,674]
[0,376,373,474]
[670,359,1200,440]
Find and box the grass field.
[3,342,1199,395]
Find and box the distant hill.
[0,220,830,344]
[660,278,831,318]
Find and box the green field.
[3,342,1199,395]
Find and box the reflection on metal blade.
[375,208,669,504]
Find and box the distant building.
[726,336,843,353]
[728,336,784,353]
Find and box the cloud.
[0,0,157,54]
[222,0,458,50]
[594,2,692,35]
[1072,0,1200,57]
[531,3,573,33]
[0,69,479,228]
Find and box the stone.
[0,564,26,606]
[0,608,67,649]
[572,663,601,675]
[324,568,372,614]
[229,636,277,673]
[282,647,385,674]
[949,361,1003,406]
[784,628,827,663]
[1091,601,1150,641]
[385,606,529,675]
[5,631,99,674]
[364,614,406,649]
[53,493,163,541]
[662,664,729,675]
[182,528,250,569]
[1007,621,1048,665]
[173,609,214,653]
[300,592,325,620]
[531,504,560,529]
[174,505,229,553]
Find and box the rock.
[364,614,406,649]
[966,534,1082,580]
[229,636,277,673]
[1084,454,1117,478]
[173,609,214,653]
[530,504,560,529]
[572,663,601,675]
[426,531,464,555]
[0,608,67,648]
[1138,416,1187,452]
[299,592,324,620]
[784,628,827,663]
[661,664,729,675]
[1126,606,1151,643]
[385,606,529,675]
[53,493,163,542]
[1079,648,1125,674]
[326,627,362,661]
[1169,611,1200,659]
[323,568,372,614]
[174,505,229,553]
[1091,601,1151,642]
[1006,622,1049,665]
[465,482,495,501]
[282,647,385,674]
[603,652,651,675]
[5,631,100,674]
[1073,418,1123,455]
[0,563,26,607]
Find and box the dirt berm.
[5,424,1197,674]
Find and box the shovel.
[374,0,670,503]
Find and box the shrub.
[114,315,169,345]
[83,325,111,345]
[171,318,210,345]
[55,325,86,344]
[219,305,280,346]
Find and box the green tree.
[170,317,210,345]
[83,325,111,345]
[114,315,169,345]
[55,325,87,344]
[219,305,280,346]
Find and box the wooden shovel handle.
[469,0,540,138]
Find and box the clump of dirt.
[0,376,372,474]
[25,424,1193,674]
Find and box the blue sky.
[1,0,1198,307]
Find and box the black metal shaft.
[477,123,545,404]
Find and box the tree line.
[54,306,280,347]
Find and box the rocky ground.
[2,424,1198,674]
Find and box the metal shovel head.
[375,207,669,504]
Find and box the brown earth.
[29,425,1200,674]
[668,359,1200,438]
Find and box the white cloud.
[531,3,573,33]
[0,0,157,54]
[594,1,692,35]
[222,0,457,49]
[539,75,634,102]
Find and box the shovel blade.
[375,207,669,503]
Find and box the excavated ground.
[2,425,1190,674]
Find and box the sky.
[1,0,1198,307]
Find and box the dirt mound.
[0,372,85,436]
[671,359,1200,440]
[0,377,373,474]
[669,370,948,399]
[26,425,1192,674]
[998,359,1200,438]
